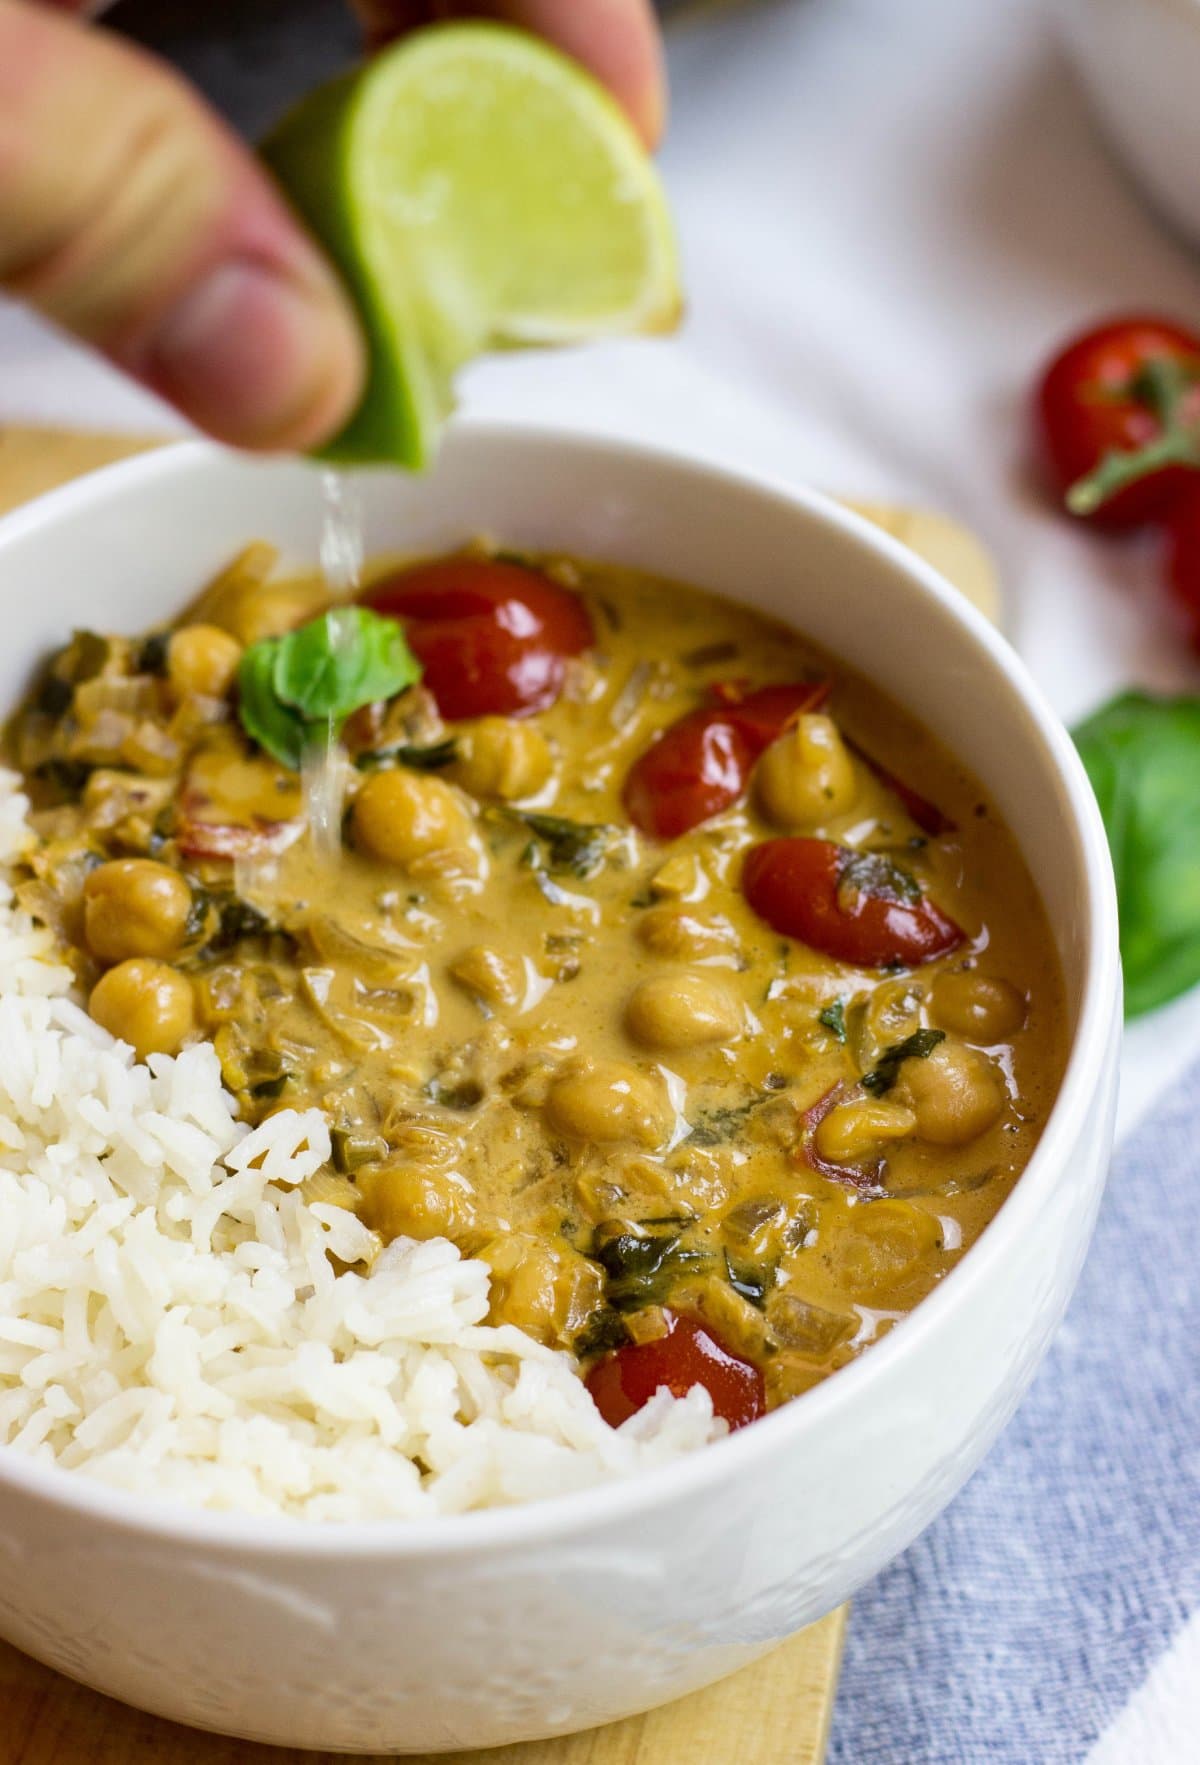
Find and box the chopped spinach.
[249,1073,289,1101]
[684,1091,776,1147]
[724,1248,769,1308]
[860,1028,945,1096]
[509,811,618,880]
[573,1308,631,1358]
[818,997,847,1042]
[32,757,94,801]
[188,888,272,952]
[33,673,73,719]
[136,631,171,676]
[355,737,458,773]
[425,1074,484,1111]
[60,630,109,684]
[593,1229,708,1310]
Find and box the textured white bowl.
[1059,0,1200,247]
[0,429,1120,1753]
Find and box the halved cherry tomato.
[361,556,594,720]
[742,838,963,968]
[1036,315,1200,527]
[1165,483,1200,655]
[623,680,830,840]
[585,1312,765,1432]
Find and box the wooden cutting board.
[0,424,998,1765]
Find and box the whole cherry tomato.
[1036,315,1200,528]
[361,556,594,720]
[585,1312,765,1432]
[623,680,829,840]
[741,838,963,968]
[1165,484,1200,653]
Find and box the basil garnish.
[1073,691,1200,1017]
[237,608,421,769]
[860,1028,945,1096]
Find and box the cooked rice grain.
[0,774,719,1519]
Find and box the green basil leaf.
[236,642,308,769]
[860,1028,945,1096]
[273,608,420,722]
[1073,691,1200,1017]
[237,608,422,770]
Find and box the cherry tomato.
[585,1312,765,1432]
[1165,484,1200,653]
[741,838,963,968]
[361,557,594,720]
[1036,315,1200,528]
[623,680,830,840]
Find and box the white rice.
[0,774,719,1520]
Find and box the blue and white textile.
[829,1056,1200,1764]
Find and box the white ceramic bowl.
[1058,0,1200,247]
[0,428,1120,1753]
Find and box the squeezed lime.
[263,23,681,468]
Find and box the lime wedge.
[262,23,681,469]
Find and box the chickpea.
[893,1036,1006,1145]
[456,717,552,801]
[636,906,740,962]
[83,859,193,964]
[931,970,1026,1042]
[828,1201,943,1305]
[89,959,196,1060]
[624,971,741,1051]
[756,714,858,829]
[166,624,242,700]
[357,1162,479,1245]
[352,769,474,869]
[814,1097,916,1165]
[479,1232,604,1346]
[544,1059,672,1149]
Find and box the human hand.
[0,0,665,451]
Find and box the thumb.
[0,0,364,450]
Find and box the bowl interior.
[0,428,1099,1029]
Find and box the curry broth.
[7,547,1068,1410]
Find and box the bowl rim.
[0,423,1121,1559]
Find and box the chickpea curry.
[6,542,1068,1431]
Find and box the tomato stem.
[1066,355,1200,516]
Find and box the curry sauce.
[6,544,1068,1414]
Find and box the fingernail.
[145,258,364,451]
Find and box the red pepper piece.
[586,1312,765,1432]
